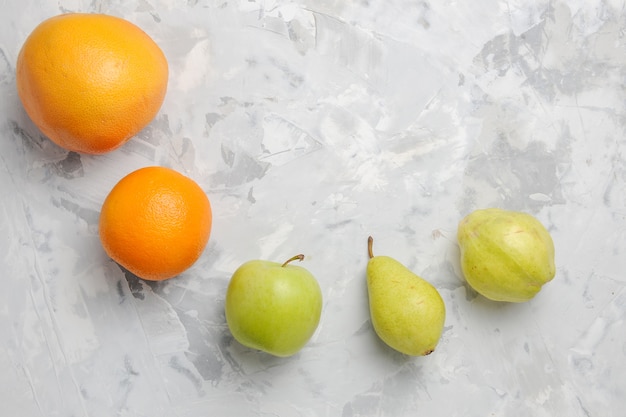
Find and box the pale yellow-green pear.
[457,208,556,302]
[366,237,446,356]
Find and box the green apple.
[225,254,323,357]
[457,208,556,302]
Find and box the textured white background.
[0,1,625,416]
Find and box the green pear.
[457,208,556,302]
[366,237,446,356]
[225,254,322,357]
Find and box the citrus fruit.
[16,13,168,154]
[99,166,212,281]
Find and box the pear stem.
[367,236,374,259]
[281,254,305,267]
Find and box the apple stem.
[281,254,305,267]
[368,236,374,259]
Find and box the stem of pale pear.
[281,254,305,267]
[367,236,374,259]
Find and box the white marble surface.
[1,0,625,416]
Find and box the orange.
[16,13,168,154]
[99,166,212,281]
